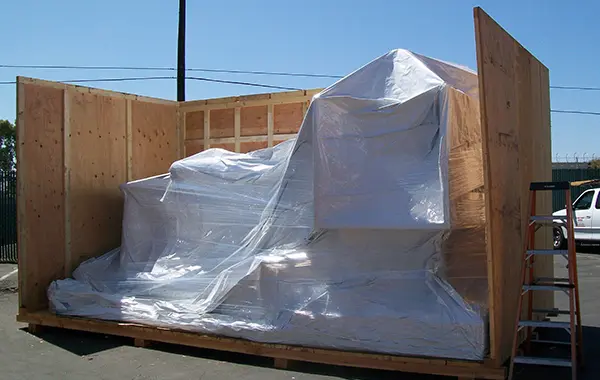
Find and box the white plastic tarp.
[48,49,486,360]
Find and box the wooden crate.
[15,8,553,379]
[180,89,318,156]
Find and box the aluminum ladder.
[508,181,584,380]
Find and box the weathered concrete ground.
[1,249,598,380]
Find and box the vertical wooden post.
[267,104,274,147]
[234,107,241,152]
[63,88,72,277]
[203,110,210,150]
[126,99,133,181]
[16,79,26,308]
[177,106,185,159]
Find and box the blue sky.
[1,0,599,158]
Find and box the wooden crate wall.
[475,7,553,365]
[16,77,179,312]
[179,90,320,156]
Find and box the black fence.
[552,168,600,211]
[1,171,17,263]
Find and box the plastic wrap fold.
[49,49,488,360]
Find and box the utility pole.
[177,0,186,101]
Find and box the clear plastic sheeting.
[48,49,487,360]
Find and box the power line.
[0,76,175,85]
[0,64,343,79]
[3,74,600,114]
[5,64,600,91]
[186,68,342,79]
[551,109,600,116]
[0,75,303,91]
[550,85,600,91]
[186,76,301,91]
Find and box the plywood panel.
[185,140,204,156]
[273,139,291,147]
[180,90,314,156]
[67,90,127,271]
[211,143,236,151]
[241,106,268,136]
[180,89,321,112]
[274,103,304,134]
[240,141,269,153]
[210,109,235,138]
[443,88,487,306]
[18,82,65,311]
[474,7,552,364]
[131,101,178,180]
[185,110,204,140]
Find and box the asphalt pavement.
[1,250,599,380]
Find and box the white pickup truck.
[553,187,600,249]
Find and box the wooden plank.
[274,103,304,135]
[210,143,236,152]
[182,97,316,113]
[176,106,183,159]
[474,6,552,365]
[204,110,210,150]
[18,76,174,105]
[234,108,241,152]
[185,140,204,156]
[28,324,44,334]
[17,311,506,379]
[240,141,269,153]
[134,338,152,348]
[273,358,289,369]
[210,109,235,138]
[240,105,268,137]
[63,89,72,277]
[179,92,312,156]
[130,101,178,180]
[443,88,488,306]
[126,100,133,181]
[16,81,25,309]
[267,104,274,147]
[180,89,321,112]
[475,8,517,364]
[185,110,204,140]
[18,81,66,311]
[185,134,297,146]
[67,90,127,271]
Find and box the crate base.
[17,310,505,379]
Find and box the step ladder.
[508,181,584,379]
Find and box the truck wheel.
[553,225,567,250]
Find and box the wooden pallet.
[17,311,506,380]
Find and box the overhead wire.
[550,109,600,116]
[0,75,304,91]
[0,76,175,85]
[0,64,343,79]
[186,76,301,91]
[2,65,600,115]
[3,64,600,90]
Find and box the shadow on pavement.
[147,341,440,379]
[21,326,128,356]
[21,319,600,379]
